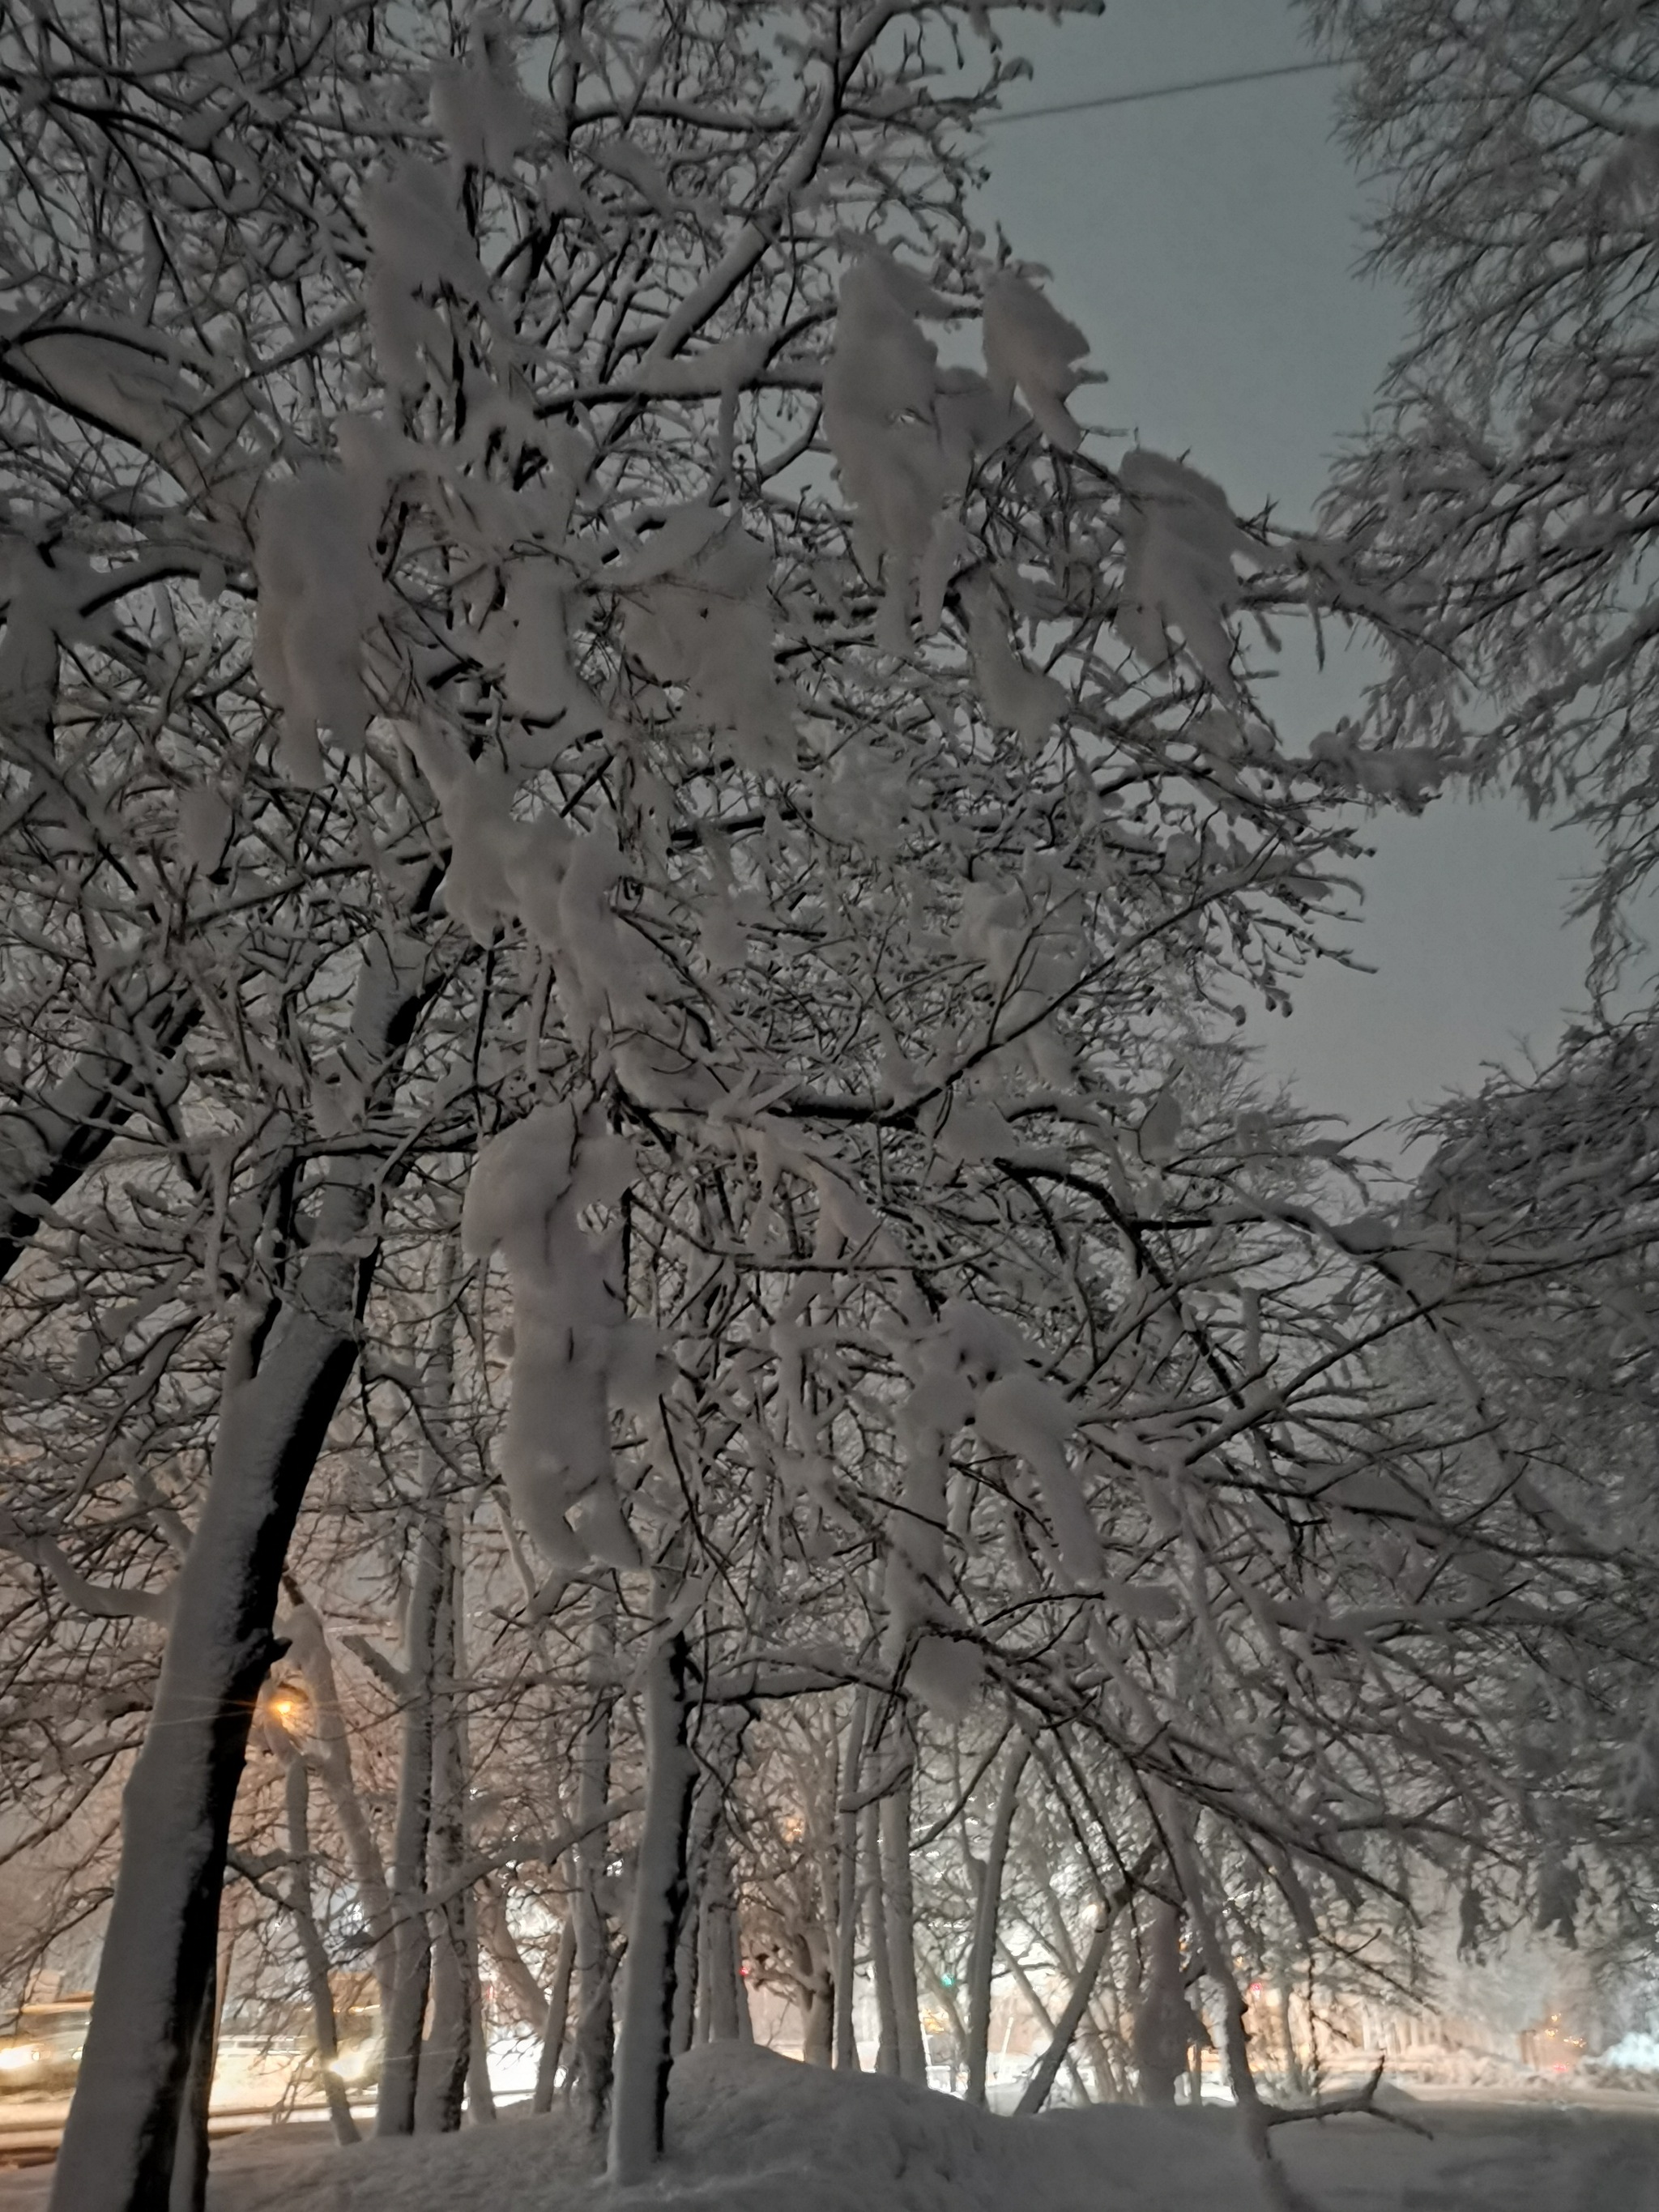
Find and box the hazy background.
[980,0,1638,1164]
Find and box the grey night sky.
[980,0,1631,1164]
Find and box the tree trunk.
[1015,1916,1111,2115]
[285,1602,394,2017]
[670,1777,713,2061]
[607,1630,695,2186]
[51,1319,359,2212]
[374,1511,446,2136]
[531,1917,576,2113]
[696,1820,749,2044]
[49,948,421,2212]
[797,1925,834,2067]
[416,1536,471,2137]
[833,1690,868,2073]
[465,1927,497,2126]
[864,1798,899,2076]
[569,1590,617,2135]
[880,1776,927,2086]
[964,1733,1030,2106]
[282,1754,359,2146]
[1158,1795,1308,2212]
[476,1876,548,2039]
[164,1952,216,2212]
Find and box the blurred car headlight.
[0,2046,43,2073]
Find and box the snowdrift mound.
[662,2044,1265,2210]
[168,2048,1271,2212]
[6,2043,1659,2210]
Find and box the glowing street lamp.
[260,1681,312,1739]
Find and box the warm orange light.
[262,1684,311,1737]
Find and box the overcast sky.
[979,0,1631,1166]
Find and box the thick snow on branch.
[982,270,1090,454]
[463,1104,661,1574]
[1114,450,1261,702]
[625,520,800,772]
[254,463,388,784]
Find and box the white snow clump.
[462,1103,662,1574]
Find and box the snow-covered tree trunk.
[1159,1797,1305,2212]
[697,1818,749,2044]
[531,1917,577,2114]
[285,1605,395,2018]
[1015,1850,1151,2116]
[1133,1899,1201,2105]
[569,1592,618,2134]
[51,1330,350,2206]
[416,1543,471,2136]
[864,1797,900,2076]
[378,1247,459,2137]
[49,940,419,2210]
[834,1690,870,2072]
[607,1627,696,2185]
[281,1753,359,2146]
[374,1509,446,2137]
[671,1770,722,2060]
[465,1918,497,2126]
[964,1732,1031,2104]
[880,1775,928,2086]
[164,1958,216,2212]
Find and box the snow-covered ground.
[6,2044,1659,2211]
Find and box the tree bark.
[374,1512,446,2136]
[864,1797,899,2076]
[531,1917,576,2112]
[416,1543,471,2137]
[569,1589,617,2136]
[1015,1914,1112,2114]
[964,1733,1031,2105]
[880,1776,927,2086]
[164,1951,215,2212]
[833,1690,868,2073]
[607,1629,695,2186]
[669,1779,711,2061]
[281,1754,359,2146]
[697,1823,748,2044]
[285,1602,394,2016]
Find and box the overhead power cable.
[986,57,1346,126]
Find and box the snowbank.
[6,2042,1659,2210]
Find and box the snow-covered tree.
[1305,0,1659,974]
[2,2,1623,2206]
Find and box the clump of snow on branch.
[363,160,499,394]
[253,463,388,784]
[982,269,1090,454]
[407,728,674,1072]
[429,32,540,181]
[462,1103,661,1573]
[624,519,800,772]
[1114,450,1262,703]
